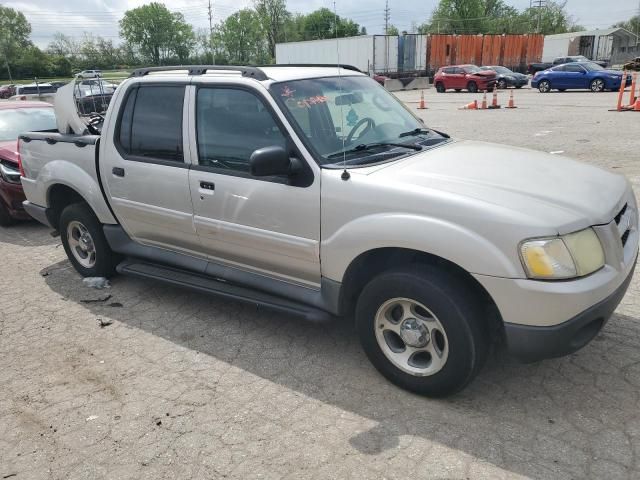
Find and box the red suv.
[0,101,56,226]
[434,65,497,93]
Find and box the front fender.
[321,213,522,282]
[24,160,116,224]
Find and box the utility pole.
[530,0,547,34]
[208,0,215,65]
[384,0,390,34]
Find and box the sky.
[6,0,640,48]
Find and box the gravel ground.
[1,87,640,480]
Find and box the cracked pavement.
[1,88,640,479]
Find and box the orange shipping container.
[426,34,543,73]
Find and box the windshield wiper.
[398,127,431,138]
[326,142,421,160]
[399,127,451,139]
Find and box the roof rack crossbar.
[130,65,269,80]
[262,63,362,73]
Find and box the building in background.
[543,28,639,65]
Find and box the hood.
[367,140,627,234]
[472,71,495,78]
[0,140,18,164]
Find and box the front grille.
[614,204,627,225]
[621,229,630,246]
[614,203,631,247]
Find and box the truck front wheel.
[355,266,489,397]
[60,203,119,278]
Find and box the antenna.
[333,0,349,180]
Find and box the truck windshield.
[270,75,430,166]
[0,108,56,141]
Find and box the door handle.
[199,181,215,191]
[112,167,125,177]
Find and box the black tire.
[0,201,16,227]
[467,81,478,93]
[435,82,445,93]
[497,79,507,89]
[355,265,489,397]
[59,203,119,278]
[538,80,551,93]
[590,78,605,92]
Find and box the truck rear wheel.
[60,203,119,278]
[355,266,489,397]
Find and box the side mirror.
[250,146,291,177]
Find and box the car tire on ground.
[355,265,490,397]
[590,78,605,92]
[0,201,16,227]
[538,80,551,93]
[498,79,507,89]
[436,82,446,93]
[467,81,478,93]
[59,203,120,278]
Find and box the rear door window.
[117,85,185,163]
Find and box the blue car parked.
[531,62,631,93]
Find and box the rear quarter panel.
[20,136,117,224]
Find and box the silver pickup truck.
[18,65,638,397]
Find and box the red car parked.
[0,101,56,226]
[434,65,497,93]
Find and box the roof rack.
[261,63,362,73]
[130,65,269,81]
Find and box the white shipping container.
[542,37,570,62]
[276,36,376,73]
[276,35,429,74]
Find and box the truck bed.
[19,131,116,225]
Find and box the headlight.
[520,228,605,279]
[0,161,21,184]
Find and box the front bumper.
[0,178,30,220]
[503,256,636,362]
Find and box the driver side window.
[196,88,287,174]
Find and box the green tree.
[255,0,289,59]
[301,8,360,40]
[516,1,581,34]
[0,5,31,80]
[612,15,640,38]
[214,9,269,64]
[386,25,399,35]
[120,2,195,65]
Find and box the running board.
[116,260,333,323]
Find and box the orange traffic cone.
[506,90,516,108]
[460,100,478,110]
[481,91,488,109]
[417,90,427,110]
[491,90,499,108]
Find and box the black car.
[480,66,528,89]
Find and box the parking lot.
[1,86,640,480]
